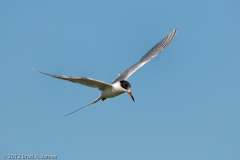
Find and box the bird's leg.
[101,98,107,101]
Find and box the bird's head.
[120,80,135,101]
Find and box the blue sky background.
[1,1,240,159]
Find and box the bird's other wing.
[32,68,112,91]
[112,28,177,83]
[64,96,102,117]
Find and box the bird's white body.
[33,28,178,116]
[101,82,126,98]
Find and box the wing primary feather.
[63,96,102,117]
[32,68,112,91]
[111,28,178,83]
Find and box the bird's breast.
[101,82,125,98]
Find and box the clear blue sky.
[1,1,240,160]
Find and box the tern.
[33,28,177,116]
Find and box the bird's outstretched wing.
[32,68,112,91]
[64,96,102,116]
[112,28,178,83]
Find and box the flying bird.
[33,28,177,116]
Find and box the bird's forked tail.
[64,96,102,117]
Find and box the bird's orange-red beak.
[128,91,135,102]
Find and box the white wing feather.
[32,68,112,91]
[112,28,177,83]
